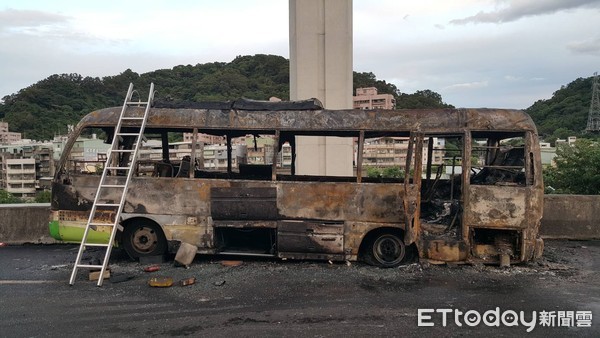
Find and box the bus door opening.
[420,134,465,240]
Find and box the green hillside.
[526,76,596,143]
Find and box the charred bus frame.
[50,100,544,267]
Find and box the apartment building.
[0,122,22,144]
[353,87,396,110]
[242,136,292,168]
[202,144,247,170]
[361,137,445,168]
[4,158,36,198]
[68,136,111,173]
[0,141,56,193]
[183,133,225,145]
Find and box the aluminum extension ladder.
[69,83,155,286]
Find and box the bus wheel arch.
[359,227,416,268]
[120,218,167,260]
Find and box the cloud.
[0,8,70,30]
[450,0,600,25]
[504,75,522,81]
[444,81,489,91]
[0,8,106,45]
[567,36,600,55]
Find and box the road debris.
[179,277,196,286]
[221,260,243,267]
[214,280,226,286]
[148,276,173,287]
[50,264,68,270]
[174,242,197,268]
[143,265,160,272]
[89,269,110,281]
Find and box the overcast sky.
[1,0,599,109]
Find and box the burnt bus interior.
[420,131,528,240]
[67,123,529,259]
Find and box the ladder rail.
[69,83,154,286]
[96,83,154,286]
[69,83,134,286]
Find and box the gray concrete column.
[289,0,354,176]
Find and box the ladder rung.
[116,133,141,137]
[126,101,149,105]
[100,184,126,188]
[95,203,120,207]
[112,149,134,153]
[76,264,104,269]
[89,222,116,227]
[121,116,145,120]
[105,166,131,170]
[83,243,110,248]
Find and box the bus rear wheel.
[365,232,406,268]
[122,220,167,260]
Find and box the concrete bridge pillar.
[289,0,354,176]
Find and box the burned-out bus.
[49,99,544,267]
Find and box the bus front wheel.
[364,232,406,268]
[122,220,167,260]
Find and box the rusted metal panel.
[54,173,407,231]
[465,185,527,228]
[404,133,423,245]
[73,107,538,139]
[54,176,223,216]
[210,187,278,220]
[277,181,405,222]
[277,220,343,254]
[421,238,468,262]
[213,220,277,228]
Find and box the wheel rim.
[373,234,405,266]
[131,226,158,254]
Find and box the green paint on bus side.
[48,220,110,244]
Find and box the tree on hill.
[353,71,453,109]
[525,76,595,144]
[396,89,454,109]
[353,71,399,97]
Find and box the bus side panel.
[52,176,229,247]
[277,182,405,223]
[465,186,527,228]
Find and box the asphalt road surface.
[0,240,598,337]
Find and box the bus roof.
[76,104,538,136]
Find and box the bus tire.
[121,219,167,260]
[364,232,406,268]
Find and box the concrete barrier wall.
[0,203,57,245]
[0,195,598,244]
[541,195,600,240]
